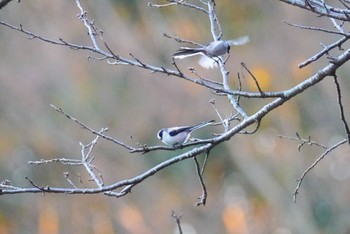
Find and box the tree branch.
[293,139,347,202]
[194,155,208,206]
[333,74,350,145]
[279,0,350,21]
[171,210,183,234]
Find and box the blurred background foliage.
[0,0,350,233]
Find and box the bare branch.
[279,0,350,21]
[29,158,83,166]
[148,1,178,8]
[339,0,350,10]
[207,0,220,41]
[50,104,136,151]
[279,132,328,151]
[299,36,348,68]
[171,210,183,234]
[201,150,210,175]
[283,20,347,36]
[63,172,78,189]
[148,0,208,14]
[293,139,347,202]
[25,177,47,193]
[163,33,203,47]
[193,155,208,206]
[330,18,345,33]
[0,180,21,191]
[241,63,264,94]
[210,99,230,132]
[333,74,350,145]
[80,133,105,187]
[75,0,103,52]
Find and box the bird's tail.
[173,47,204,59]
[189,120,215,131]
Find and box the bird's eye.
[227,45,231,53]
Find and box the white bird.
[157,120,214,146]
[173,36,249,69]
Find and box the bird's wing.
[198,55,219,69]
[228,35,249,46]
[168,126,192,136]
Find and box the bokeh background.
[1,0,350,233]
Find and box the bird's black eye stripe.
[227,45,231,53]
[157,130,163,139]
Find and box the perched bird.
[173,36,249,69]
[157,120,214,146]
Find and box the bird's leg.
[223,54,230,64]
[172,143,184,149]
[212,57,222,67]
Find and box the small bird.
[173,36,249,69]
[157,120,214,146]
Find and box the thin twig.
[75,0,103,53]
[236,72,243,103]
[172,57,184,76]
[25,177,47,192]
[163,33,203,47]
[284,20,347,36]
[299,37,348,68]
[330,18,345,33]
[201,150,210,175]
[148,0,208,14]
[29,158,83,166]
[0,180,21,190]
[293,139,347,202]
[279,0,350,21]
[210,99,230,132]
[50,104,135,151]
[193,156,207,206]
[80,133,104,187]
[171,210,183,234]
[64,172,78,189]
[240,120,260,135]
[241,63,264,94]
[148,1,177,8]
[279,132,328,151]
[333,74,350,145]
